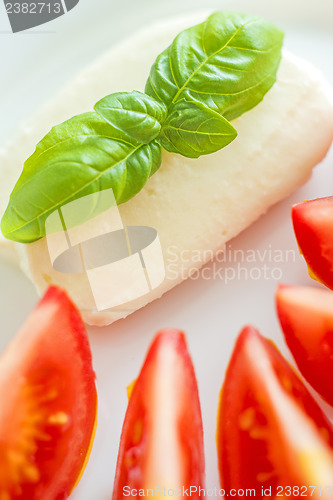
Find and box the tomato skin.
[276,284,333,406]
[217,326,333,499]
[292,197,333,290]
[113,330,205,500]
[0,286,97,500]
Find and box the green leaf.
[157,100,237,158]
[94,91,168,145]
[145,11,284,121]
[1,112,161,243]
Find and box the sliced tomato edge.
[113,329,205,499]
[0,285,98,498]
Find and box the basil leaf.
[94,91,168,145]
[157,100,237,158]
[1,112,161,243]
[145,11,284,121]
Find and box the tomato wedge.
[113,330,205,499]
[276,284,333,406]
[292,196,333,290]
[217,326,333,498]
[0,286,97,500]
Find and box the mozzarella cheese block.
[0,12,333,326]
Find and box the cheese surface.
[1,13,333,325]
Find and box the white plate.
[0,1,333,499]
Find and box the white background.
[0,1,333,499]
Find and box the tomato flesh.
[276,284,333,406]
[217,326,333,498]
[292,196,333,290]
[0,286,97,500]
[112,330,205,499]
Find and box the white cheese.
[1,12,333,325]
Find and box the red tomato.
[292,196,333,290]
[113,330,205,499]
[217,326,333,499]
[0,286,97,500]
[276,284,333,406]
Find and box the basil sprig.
[1,12,283,244]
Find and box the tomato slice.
[0,286,97,500]
[276,284,333,406]
[292,196,333,290]
[217,326,333,498]
[113,330,205,499]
